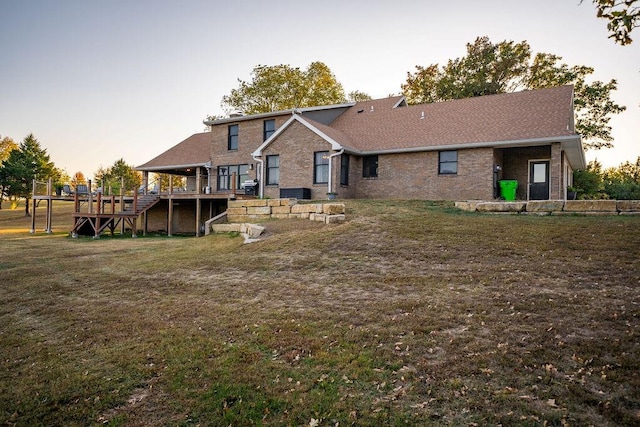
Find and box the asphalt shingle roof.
[329,85,576,152]
[136,132,210,170]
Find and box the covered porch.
[492,138,585,201]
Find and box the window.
[362,155,378,178]
[263,119,276,141]
[217,164,248,190]
[266,155,280,185]
[228,124,238,150]
[533,163,547,183]
[340,154,350,186]
[439,150,458,174]
[314,151,329,184]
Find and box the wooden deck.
[30,178,257,237]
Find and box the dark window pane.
[439,150,458,175]
[266,155,279,185]
[363,155,378,178]
[263,119,276,141]
[314,151,329,184]
[228,125,238,150]
[340,154,350,186]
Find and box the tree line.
[217,36,625,151]
[0,134,141,215]
[573,157,640,200]
[2,30,637,211]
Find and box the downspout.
[327,148,344,195]
[253,155,264,198]
[204,161,212,192]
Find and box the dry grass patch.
[0,200,639,425]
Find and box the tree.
[51,167,69,194]
[603,156,640,199]
[584,0,639,45]
[0,135,18,209]
[71,171,87,190]
[0,134,55,215]
[221,62,347,115]
[94,159,142,195]
[347,90,372,102]
[0,135,17,163]
[573,160,606,199]
[401,36,626,150]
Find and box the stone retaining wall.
[455,200,640,215]
[227,198,346,224]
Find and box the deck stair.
[71,194,160,238]
[121,194,161,216]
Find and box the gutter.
[135,162,206,172]
[341,135,581,156]
[327,149,344,195]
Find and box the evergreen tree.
[1,134,55,215]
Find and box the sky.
[1,0,638,179]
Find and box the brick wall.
[349,148,495,200]
[210,115,289,187]
[209,116,566,202]
[262,120,336,200]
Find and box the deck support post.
[30,179,37,233]
[168,175,173,237]
[195,198,201,237]
[196,168,202,237]
[45,178,53,233]
[120,177,125,234]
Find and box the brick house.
[136,85,584,234]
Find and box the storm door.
[529,160,550,200]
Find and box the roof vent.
[420,111,425,120]
[357,109,364,113]
[370,106,374,112]
[229,111,244,118]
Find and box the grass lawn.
[0,199,639,426]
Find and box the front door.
[529,160,550,200]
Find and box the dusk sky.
[1,0,638,179]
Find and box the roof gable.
[252,114,345,156]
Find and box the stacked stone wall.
[227,198,346,224]
[455,199,640,215]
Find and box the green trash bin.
[499,180,518,201]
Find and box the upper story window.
[314,151,329,184]
[263,119,276,141]
[266,155,280,185]
[228,124,238,150]
[439,150,458,175]
[363,155,378,178]
[340,154,350,186]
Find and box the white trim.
[343,135,580,156]
[328,149,344,195]
[392,97,408,108]
[135,162,206,172]
[252,114,343,157]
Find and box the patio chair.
[76,184,89,195]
